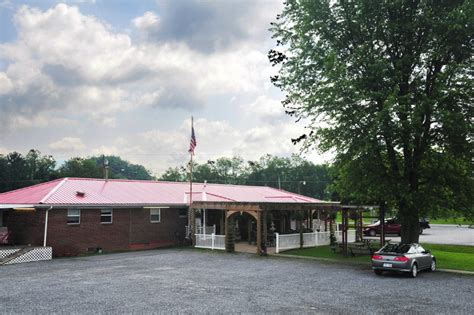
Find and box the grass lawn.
[282,243,474,272]
[283,245,370,264]
[421,243,474,272]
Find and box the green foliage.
[58,155,154,180]
[270,0,473,242]
[158,155,334,200]
[89,156,154,180]
[0,150,57,192]
[0,150,153,192]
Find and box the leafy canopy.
[270,0,473,240]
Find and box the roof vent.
[76,191,86,197]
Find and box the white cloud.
[0,72,13,94]
[0,147,11,155]
[49,137,87,153]
[0,4,274,129]
[0,2,335,175]
[132,11,159,32]
[241,95,286,123]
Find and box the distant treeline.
[0,150,153,193]
[0,150,334,200]
[160,154,335,200]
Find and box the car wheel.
[374,270,383,276]
[369,229,376,237]
[429,259,436,272]
[410,263,418,278]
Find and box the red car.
[363,218,430,236]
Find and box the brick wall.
[6,207,187,257]
[7,210,45,246]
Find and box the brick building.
[0,177,341,257]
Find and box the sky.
[0,0,331,176]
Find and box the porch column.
[225,211,235,252]
[219,211,225,235]
[190,207,196,246]
[380,203,386,248]
[299,210,304,249]
[256,211,262,254]
[262,210,268,245]
[247,219,252,245]
[342,210,348,256]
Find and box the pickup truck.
[363,218,430,236]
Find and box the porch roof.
[190,200,341,212]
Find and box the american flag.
[188,117,197,155]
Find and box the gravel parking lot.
[1,249,473,314]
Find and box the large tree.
[270,0,473,242]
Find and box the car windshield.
[380,243,412,254]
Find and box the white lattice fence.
[3,247,52,265]
[0,248,21,259]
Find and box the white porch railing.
[196,225,216,235]
[275,230,357,253]
[195,233,225,250]
[275,231,331,253]
[186,225,216,238]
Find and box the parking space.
[0,249,473,313]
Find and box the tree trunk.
[399,200,420,243]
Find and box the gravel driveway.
[1,249,473,314]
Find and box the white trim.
[150,208,161,223]
[0,204,34,209]
[143,206,170,209]
[100,209,113,224]
[67,209,81,225]
[43,206,52,246]
[39,178,68,204]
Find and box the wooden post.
[263,210,268,245]
[220,211,225,235]
[380,203,386,248]
[342,210,348,256]
[225,211,235,252]
[256,212,262,255]
[299,210,304,249]
[190,207,196,246]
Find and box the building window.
[67,209,80,225]
[101,209,113,224]
[179,208,187,218]
[150,209,161,223]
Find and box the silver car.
[372,243,436,277]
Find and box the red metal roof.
[0,178,326,207]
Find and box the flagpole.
[189,117,193,206]
[189,116,195,245]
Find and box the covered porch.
[189,201,367,256]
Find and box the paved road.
[1,249,473,314]
[366,225,474,246]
